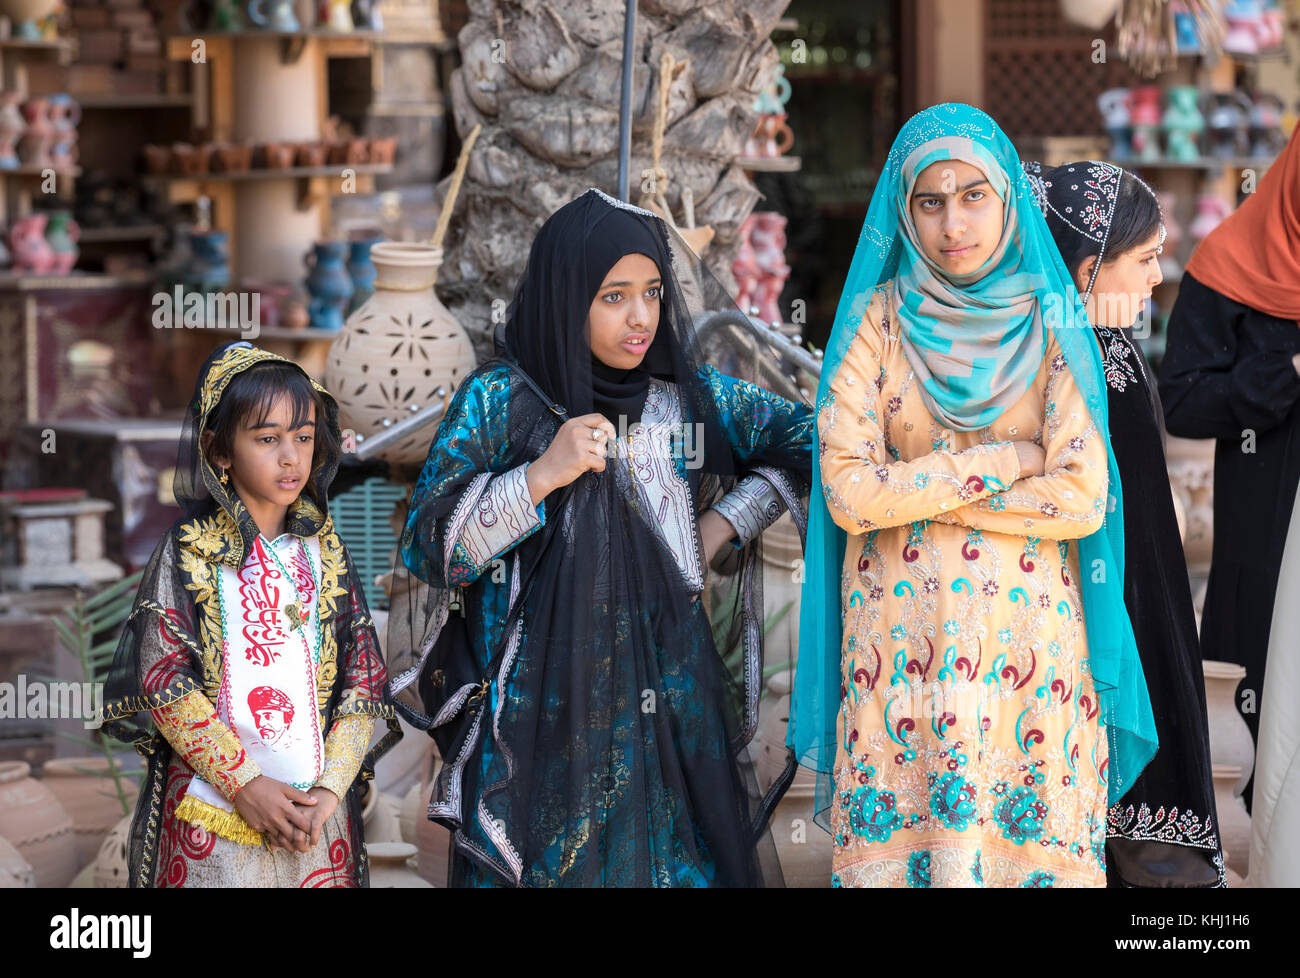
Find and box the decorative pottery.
[327,138,369,166]
[750,211,790,325]
[1213,764,1251,879]
[1060,0,1121,29]
[399,780,422,845]
[346,235,380,313]
[209,0,246,30]
[143,143,172,175]
[0,834,35,888]
[304,240,354,331]
[0,129,19,169]
[258,141,295,169]
[323,0,353,31]
[40,756,136,867]
[296,142,328,168]
[0,0,60,40]
[170,142,211,176]
[351,0,381,30]
[92,814,132,888]
[248,0,300,30]
[43,210,79,274]
[366,842,432,887]
[413,755,451,886]
[18,96,54,167]
[186,229,232,293]
[1203,659,1256,797]
[49,130,78,171]
[47,93,80,132]
[0,761,78,887]
[211,142,253,172]
[0,91,27,135]
[295,0,317,28]
[326,242,476,465]
[367,136,397,164]
[8,213,56,274]
[360,783,403,845]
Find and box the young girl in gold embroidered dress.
[102,342,400,887]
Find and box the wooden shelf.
[142,162,392,183]
[0,38,71,53]
[164,29,443,43]
[74,94,193,109]
[0,165,81,178]
[77,224,166,244]
[0,269,153,291]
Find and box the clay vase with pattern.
[0,834,35,888]
[325,242,475,465]
[40,756,138,868]
[0,761,77,887]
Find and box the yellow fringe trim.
[175,792,264,847]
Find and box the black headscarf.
[502,189,736,469]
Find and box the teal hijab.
[788,104,1157,816]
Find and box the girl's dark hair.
[1042,168,1163,279]
[205,361,338,496]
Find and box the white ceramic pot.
[325,243,476,466]
[92,814,133,889]
[366,841,433,887]
[1060,0,1122,30]
[1212,764,1251,880]
[1203,659,1256,796]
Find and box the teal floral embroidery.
[831,872,843,888]
[907,850,932,888]
[1022,871,1055,888]
[890,624,906,640]
[943,619,960,636]
[846,785,901,842]
[914,471,931,488]
[992,786,1049,844]
[998,627,1012,644]
[930,772,977,831]
[971,850,983,885]
[988,494,1007,512]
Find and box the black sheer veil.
[386,188,813,886]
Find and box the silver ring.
[591,428,603,441]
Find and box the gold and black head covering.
[174,340,342,569]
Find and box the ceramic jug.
[304,240,353,330]
[9,214,57,274]
[248,0,300,30]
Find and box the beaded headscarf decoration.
[1023,160,1166,305]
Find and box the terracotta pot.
[295,142,328,168]
[1203,660,1256,796]
[143,143,172,175]
[365,842,432,887]
[41,756,138,868]
[259,142,295,169]
[92,814,133,889]
[367,136,397,165]
[211,143,252,173]
[327,138,369,166]
[325,242,476,465]
[0,834,35,888]
[1213,764,1251,880]
[399,780,422,846]
[171,142,212,176]
[0,761,77,887]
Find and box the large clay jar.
[44,210,80,275]
[360,782,403,845]
[1213,764,1251,881]
[1203,660,1256,797]
[0,761,78,887]
[326,243,476,465]
[41,756,138,868]
[413,755,451,886]
[0,835,35,888]
[366,842,433,887]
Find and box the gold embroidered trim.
[174,792,264,847]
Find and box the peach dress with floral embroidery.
[821,286,1110,888]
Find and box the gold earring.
[219,468,229,485]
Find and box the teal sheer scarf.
[789,103,1157,816]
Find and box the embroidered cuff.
[152,690,262,801]
[711,473,786,548]
[314,713,375,801]
[453,463,545,572]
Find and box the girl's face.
[909,159,1006,277]
[1078,231,1164,329]
[209,394,316,518]
[586,252,661,370]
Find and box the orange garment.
[1184,125,1300,322]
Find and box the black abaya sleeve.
[1158,272,1300,440]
